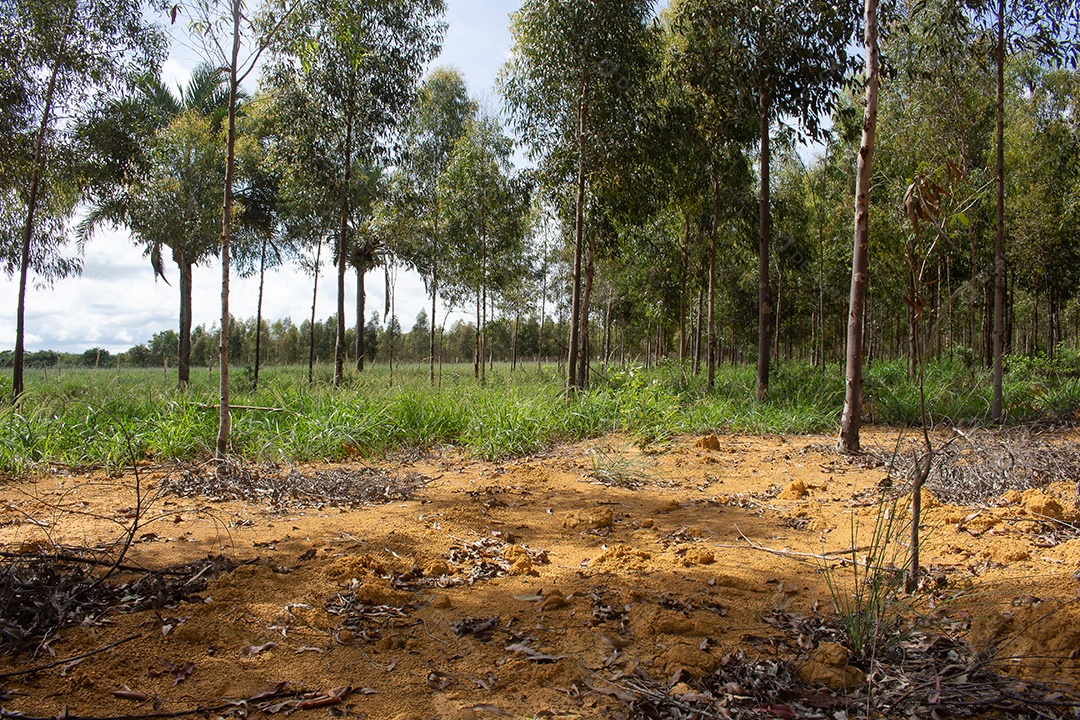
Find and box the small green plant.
[587,445,651,488]
[823,497,910,659]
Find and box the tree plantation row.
[3,0,1079,458]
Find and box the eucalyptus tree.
[500,0,658,394]
[2,0,164,401]
[673,0,858,401]
[233,91,287,389]
[79,65,230,390]
[395,68,476,383]
[184,0,308,458]
[962,0,1080,421]
[268,0,445,387]
[1008,65,1080,359]
[439,114,530,384]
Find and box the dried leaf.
[242,641,279,656]
[173,661,194,685]
[427,671,453,691]
[249,681,290,700]
[504,643,565,662]
[112,686,150,702]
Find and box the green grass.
[2,354,1079,474]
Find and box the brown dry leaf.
[242,641,279,656]
[112,686,150,702]
[249,681,290,700]
[427,670,453,690]
[505,643,565,662]
[173,661,194,685]
[582,681,633,702]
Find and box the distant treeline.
[2,309,577,370]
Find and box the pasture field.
[2,356,1080,474]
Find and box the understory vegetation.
[2,354,1079,474]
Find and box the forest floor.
[2,429,1080,719]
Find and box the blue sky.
[0,1,523,354]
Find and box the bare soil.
[2,430,1079,719]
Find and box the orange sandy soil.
[1,430,1079,719]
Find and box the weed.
[587,445,652,488]
[823,497,910,660]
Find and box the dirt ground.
[2,429,1080,719]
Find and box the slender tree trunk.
[477,284,486,379]
[680,214,690,366]
[334,120,352,388]
[12,0,76,402]
[309,239,322,384]
[694,286,704,376]
[430,258,437,384]
[429,204,439,385]
[252,237,267,390]
[355,255,366,371]
[178,256,193,390]
[567,72,590,395]
[839,0,879,455]
[774,265,783,364]
[216,0,242,462]
[538,262,546,374]
[708,172,720,390]
[907,258,917,380]
[757,85,772,402]
[817,146,828,373]
[603,291,613,364]
[578,232,595,389]
[991,0,1006,421]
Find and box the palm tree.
[79,64,233,389]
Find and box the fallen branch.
[0,689,306,720]
[729,525,871,566]
[0,634,141,680]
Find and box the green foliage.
[5,354,1079,474]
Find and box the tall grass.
[2,355,1079,474]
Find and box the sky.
[0,0,523,354]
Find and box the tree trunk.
[567,72,590,395]
[694,286,703,376]
[577,232,595,389]
[334,120,352,388]
[477,284,486,379]
[430,257,437,384]
[355,255,366,371]
[178,256,194,390]
[680,214,690,366]
[252,237,266,390]
[839,0,879,455]
[216,0,242,462]
[12,0,76,402]
[991,0,1006,421]
[907,259,917,380]
[707,171,720,390]
[757,85,772,402]
[309,239,322,384]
